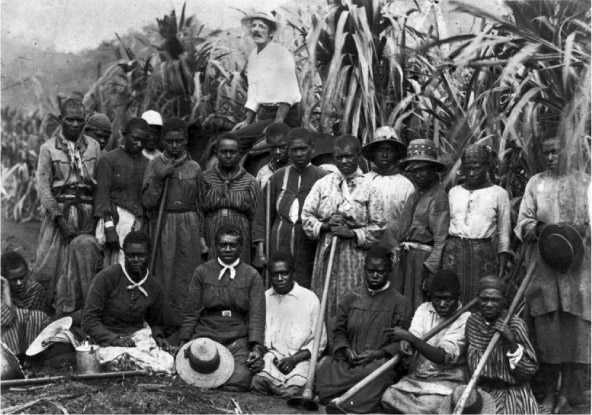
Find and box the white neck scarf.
[122,265,149,297]
[217,257,240,280]
[367,281,391,296]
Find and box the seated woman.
[178,225,266,392]
[381,270,471,414]
[315,246,411,414]
[81,231,174,374]
[465,275,539,414]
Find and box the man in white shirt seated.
[250,251,326,399]
[231,11,302,151]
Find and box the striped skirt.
[1,307,49,355]
[442,236,497,306]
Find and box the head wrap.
[478,275,506,293]
[431,269,460,295]
[462,143,491,165]
[86,113,112,132]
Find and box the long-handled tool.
[453,248,533,414]
[1,369,149,388]
[287,235,338,411]
[264,182,271,288]
[149,177,170,276]
[327,297,479,413]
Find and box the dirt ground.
[0,219,324,414]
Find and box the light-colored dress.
[381,302,470,414]
[302,170,385,326]
[443,184,511,305]
[365,171,415,250]
[515,171,590,364]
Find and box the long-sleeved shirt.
[448,184,511,254]
[179,260,265,346]
[244,42,301,113]
[36,132,100,220]
[408,302,470,379]
[1,280,46,327]
[397,182,450,274]
[94,147,149,218]
[333,284,412,357]
[515,171,591,319]
[264,282,326,357]
[141,154,202,213]
[82,264,164,346]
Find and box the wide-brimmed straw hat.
[438,385,497,414]
[361,126,407,161]
[538,224,585,273]
[399,139,446,172]
[175,338,234,388]
[241,12,278,34]
[26,317,74,356]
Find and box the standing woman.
[141,117,203,332]
[397,139,449,312]
[201,133,261,264]
[94,117,150,266]
[442,143,511,306]
[302,134,385,328]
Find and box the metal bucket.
[75,342,101,374]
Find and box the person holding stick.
[252,128,328,288]
[380,269,471,414]
[94,118,151,267]
[141,117,205,334]
[465,275,538,414]
[302,134,385,328]
[251,251,326,398]
[314,246,411,413]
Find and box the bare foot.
[553,394,572,414]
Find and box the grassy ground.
[0,219,322,414]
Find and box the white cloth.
[244,42,301,112]
[506,343,524,370]
[288,174,302,224]
[121,267,149,297]
[217,257,240,280]
[256,283,326,388]
[95,205,140,265]
[448,184,511,254]
[97,324,175,374]
[142,148,162,160]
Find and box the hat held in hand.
[538,223,584,273]
[175,338,234,388]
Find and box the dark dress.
[315,284,412,413]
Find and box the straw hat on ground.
[26,317,75,356]
[175,338,234,388]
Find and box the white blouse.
[448,184,511,254]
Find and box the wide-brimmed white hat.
[26,317,76,356]
[175,338,234,388]
[241,12,278,34]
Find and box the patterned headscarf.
[462,143,491,165]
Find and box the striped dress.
[1,280,49,354]
[466,311,539,414]
[201,166,261,264]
